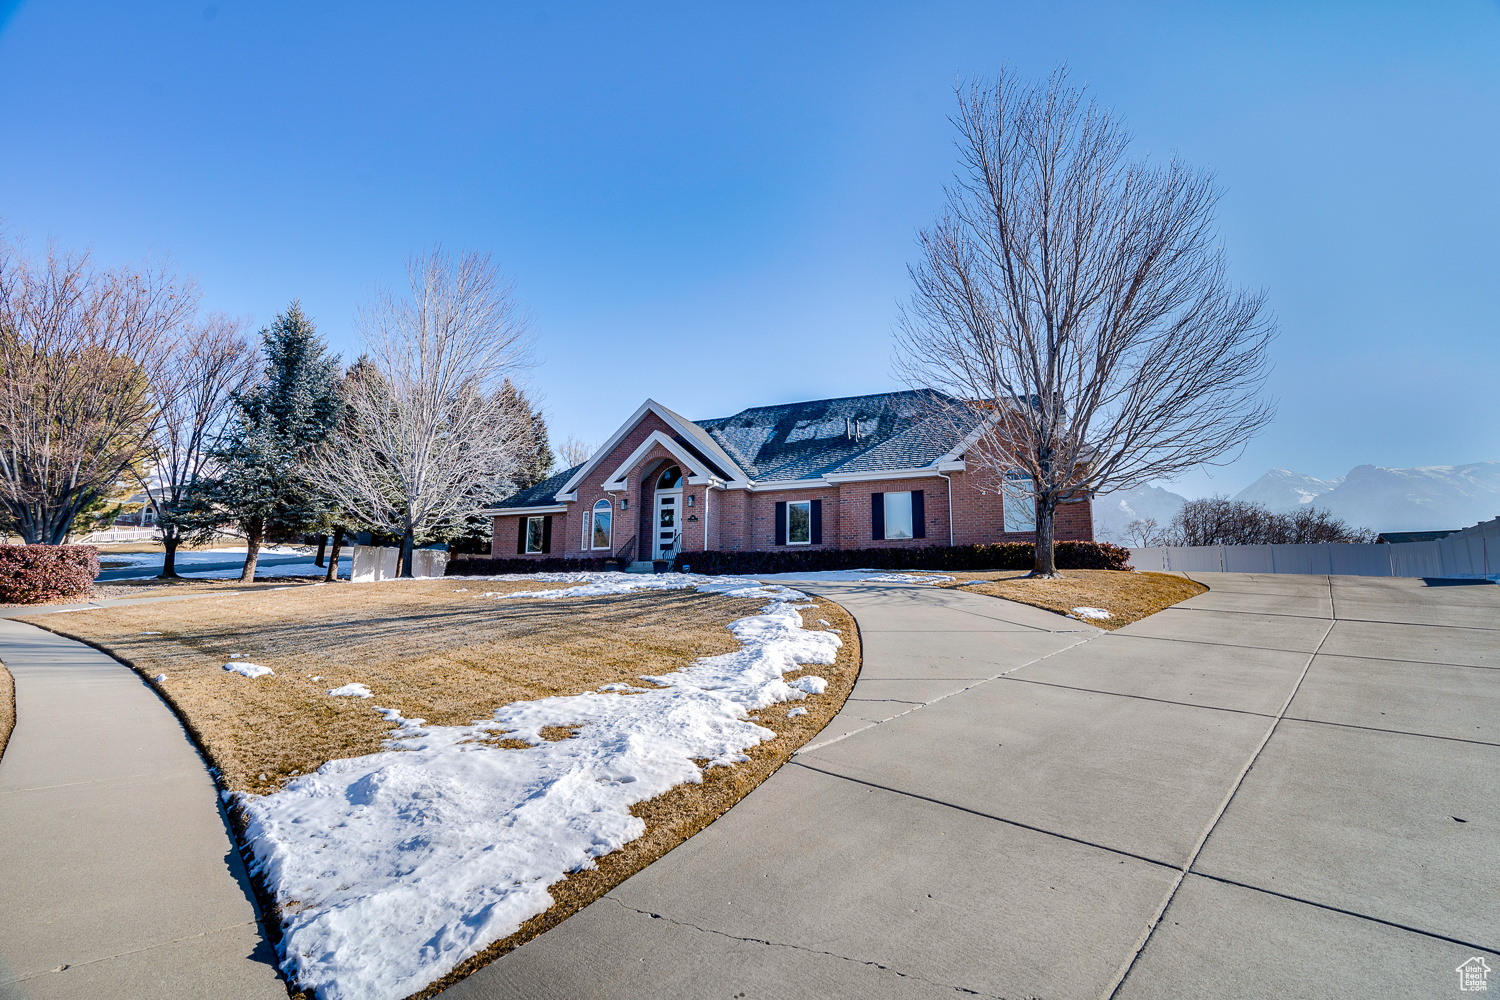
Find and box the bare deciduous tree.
[1169,496,1372,546]
[896,70,1276,577]
[0,238,195,544]
[557,434,595,469]
[307,249,534,576]
[143,314,257,576]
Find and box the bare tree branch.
[896,69,1276,576]
[306,248,535,575]
[0,236,195,544]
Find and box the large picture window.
[1004,476,1036,533]
[871,490,925,540]
[883,492,914,539]
[787,500,812,545]
[590,500,612,549]
[526,516,546,553]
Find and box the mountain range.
[1093,461,1500,543]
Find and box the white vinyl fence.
[1130,516,1500,580]
[349,545,448,582]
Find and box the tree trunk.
[399,526,415,578]
[240,520,264,583]
[1030,498,1061,578]
[161,534,181,578]
[315,534,327,567]
[325,527,344,582]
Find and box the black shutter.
[774,501,787,546]
[541,515,553,554]
[912,490,926,539]
[517,517,527,554]
[810,499,822,544]
[871,493,884,540]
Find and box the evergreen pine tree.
[206,302,342,581]
[499,380,555,489]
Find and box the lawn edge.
[0,660,14,763]
[19,588,863,1000]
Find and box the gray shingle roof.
[491,390,983,509]
[490,464,584,509]
[696,389,979,482]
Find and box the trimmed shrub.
[0,545,100,604]
[672,541,1131,576]
[446,555,615,577]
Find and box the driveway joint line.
[1103,579,1338,1000]
[1183,871,1500,956]
[1279,715,1499,748]
[789,759,1178,872]
[600,895,1011,998]
[796,633,1097,755]
[993,675,1279,720]
[0,919,263,986]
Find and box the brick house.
[486,390,1094,563]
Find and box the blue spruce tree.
[209,302,341,581]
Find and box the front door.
[654,491,681,561]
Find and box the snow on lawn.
[1070,607,1113,620]
[748,569,954,585]
[239,574,840,1000]
[328,683,373,698]
[224,662,274,678]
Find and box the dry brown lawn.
[0,661,14,762]
[936,569,1207,629]
[17,577,861,998]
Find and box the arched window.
[656,465,683,490]
[590,499,612,550]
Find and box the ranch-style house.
[486,390,1094,565]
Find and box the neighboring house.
[1374,529,1458,544]
[485,390,1093,563]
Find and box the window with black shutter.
[911,490,925,539]
[810,499,822,544]
[871,492,884,540]
[774,501,787,546]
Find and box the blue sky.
[2,1,1496,496]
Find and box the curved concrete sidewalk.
[0,620,285,1000]
[439,573,1500,1000]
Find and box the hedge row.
[446,555,615,577]
[671,541,1132,575]
[0,545,100,604]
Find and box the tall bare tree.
[557,435,595,469]
[307,249,534,576]
[896,71,1276,576]
[0,238,194,544]
[143,314,257,576]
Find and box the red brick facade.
[491,404,1094,558]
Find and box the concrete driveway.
[441,573,1500,1000]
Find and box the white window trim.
[525,516,546,554]
[786,500,813,546]
[883,491,914,540]
[590,499,613,550]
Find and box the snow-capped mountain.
[1232,469,1342,510]
[1093,461,1500,540]
[1092,484,1189,544]
[1248,462,1500,533]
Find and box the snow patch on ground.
[786,706,808,718]
[1070,607,1113,620]
[328,683,373,698]
[240,575,839,1000]
[152,673,167,683]
[224,662,274,678]
[749,569,954,585]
